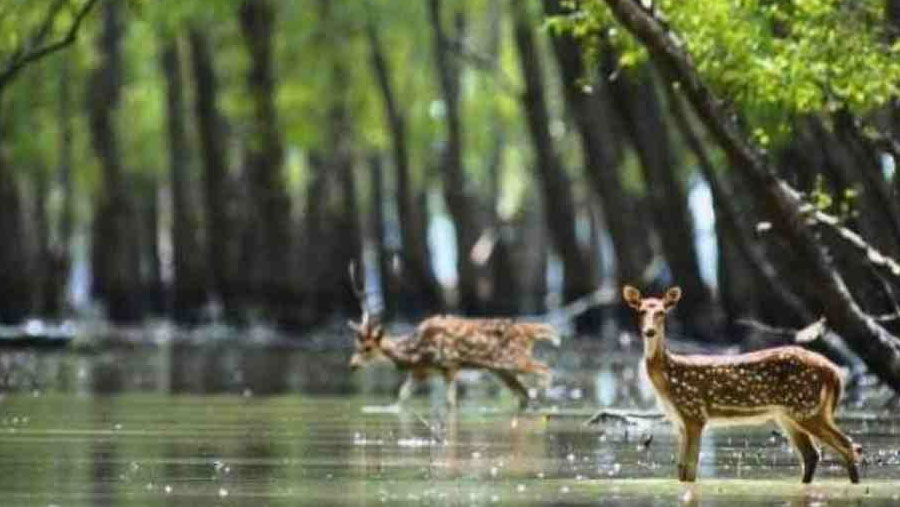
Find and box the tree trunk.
[238,0,294,322]
[49,58,76,318]
[833,110,900,256]
[603,59,711,326]
[139,178,164,314]
[482,0,519,315]
[664,84,810,324]
[0,98,31,323]
[427,0,481,314]
[543,0,652,286]
[510,0,595,323]
[188,28,238,320]
[600,0,900,391]
[369,154,397,318]
[365,15,442,315]
[87,0,142,323]
[161,37,206,323]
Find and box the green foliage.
[553,0,900,140]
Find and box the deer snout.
[349,354,364,370]
[643,328,657,338]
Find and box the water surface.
[0,342,897,505]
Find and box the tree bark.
[87,0,142,323]
[427,0,481,313]
[238,0,293,320]
[369,154,396,318]
[511,0,595,318]
[365,15,442,314]
[543,0,652,286]
[161,37,206,323]
[188,28,237,320]
[600,0,900,391]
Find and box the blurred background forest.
[3,0,900,393]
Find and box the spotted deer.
[623,285,861,483]
[347,267,556,409]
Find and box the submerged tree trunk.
[365,15,442,315]
[427,0,481,314]
[238,0,294,322]
[511,0,595,324]
[87,1,142,323]
[543,0,651,286]
[600,0,900,391]
[189,28,237,320]
[161,37,206,322]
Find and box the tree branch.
[0,0,99,91]
[597,0,900,392]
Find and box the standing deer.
[347,266,556,409]
[623,285,861,483]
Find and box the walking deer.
[623,285,861,483]
[347,267,556,409]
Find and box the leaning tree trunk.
[365,14,442,315]
[543,0,652,286]
[511,0,595,325]
[600,0,900,391]
[161,37,206,323]
[238,0,294,322]
[427,0,481,314]
[87,0,142,323]
[188,27,238,321]
[664,84,810,325]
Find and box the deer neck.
[643,328,668,365]
[378,333,418,368]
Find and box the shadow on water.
[0,338,898,505]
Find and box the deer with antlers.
[623,285,861,483]
[347,265,557,409]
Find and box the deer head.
[623,285,682,340]
[348,262,384,370]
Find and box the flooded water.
[0,340,898,505]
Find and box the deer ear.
[623,285,642,309]
[348,320,362,333]
[664,286,682,310]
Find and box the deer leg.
[779,419,819,483]
[800,417,860,484]
[395,373,416,407]
[678,419,704,482]
[444,369,459,408]
[526,359,552,390]
[495,370,531,410]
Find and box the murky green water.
[0,342,898,505]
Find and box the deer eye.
[638,310,647,317]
